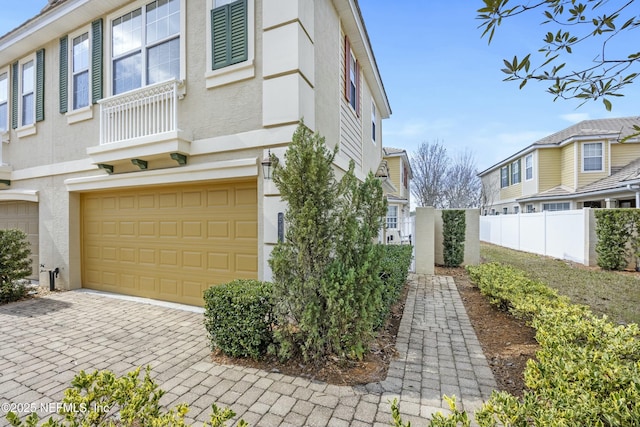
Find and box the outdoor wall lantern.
[261,149,273,180]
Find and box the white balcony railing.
[99,80,179,145]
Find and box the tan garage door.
[81,180,258,306]
[0,201,39,280]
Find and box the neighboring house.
[0,0,390,306]
[479,117,640,215]
[381,147,412,243]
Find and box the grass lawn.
[480,242,640,326]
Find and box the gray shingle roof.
[533,117,640,146]
[576,157,640,194]
[383,147,406,156]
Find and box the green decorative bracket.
[170,153,187,165]
[131,159,148,170]
[98,164,114,174]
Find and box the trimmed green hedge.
[394,262,640,426]
[594,209,640,270]
[442,210,466,267]
[468,263,640,427]
[203,279,273,360]
[377,244,413,329]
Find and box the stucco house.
[479,117,640,215]
[0,0,391,306]
[381,147,412,243]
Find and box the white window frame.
[582,142,604,172]
[105,0,186,97]
[511,159,521,184]
[526,204,534,213]
[16,53,37,138]
[386,205,398,229]
[525,154,533,181]
[542,202,571,211]
[500,166,509,188]
[66,26,93,124]
[0,66,9,136]
[205,0,255,89]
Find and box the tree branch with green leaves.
[477,0,640,112]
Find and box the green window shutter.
[11,62,18,129]
[36,48,45,122]
[91,18,103,103]
[228,0,247,65]
[59,36,68,114]
[211,7,228,70]
[211,0,247,70]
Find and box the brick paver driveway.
[0,276,496,426]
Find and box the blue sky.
[2,1,639,171]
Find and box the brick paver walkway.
[0,274,496,426]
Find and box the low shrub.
[392,263,640,426]
[0,229,32,304]
[466,262,568,320]
[203,279,273,360]
[377,244,413,329]
[6,367,247,427]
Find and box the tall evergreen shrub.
[442,210,466,267]
[268,123,387,361]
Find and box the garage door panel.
[82,180,257,306]
[139,276,157,293]
[236,220,258,239]
[208,189,230,206]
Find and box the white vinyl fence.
[480,209,597,266]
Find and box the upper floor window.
[21,61,35,126]
[525,154,533,180]
[6,50,44,135]
[112,0,180,95]
[500,166,509,188]
[0,72,7,132]
[371,102,376,143]
[211,0,248,70]
[60,20,102,118]
[511,159,521,184]
[344,36,360,115]
[72,33,90,109]
[583,142,603,172]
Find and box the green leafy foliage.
[390,262,640,426]
[477,0,640,113]
[6,367,247,427]
[594,209,640,270]
[468,263,640,427]
[268,122,389,362]
[377,245,413,329]
[0,229,32,304]
[203,279,273,359]
[442,210,466,267]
